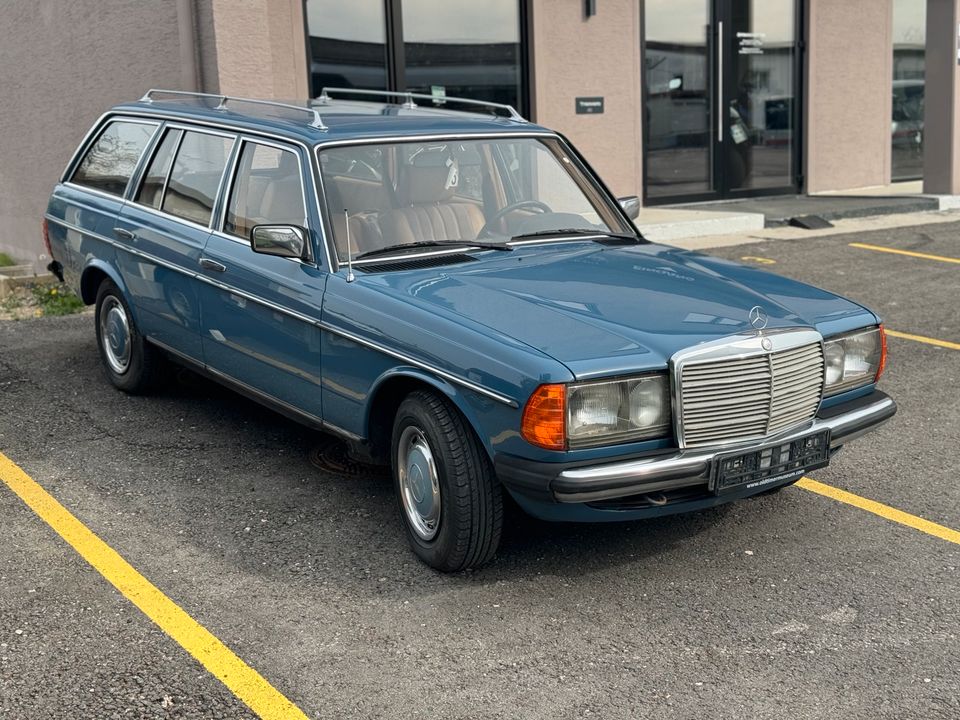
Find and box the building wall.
[208,0,309,99]
[805,0,894,192]
[530,0,643,199]
[0,0,184,266]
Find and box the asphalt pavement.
[0,219,958,719]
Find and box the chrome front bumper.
[496,390,896,505]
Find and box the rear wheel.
[391,390,502,572]
[94,279,162,393]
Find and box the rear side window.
[162,130,234,226]
[135,128,182,209]
[225,142,307,239]
[71,120,156,196]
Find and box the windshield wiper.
[509,228,643,244]
[355,240,513,260]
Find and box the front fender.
[365,366,501,460]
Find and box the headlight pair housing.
[521,374,671,450]
[823,325,887,396]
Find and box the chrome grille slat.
[678,338,825,448]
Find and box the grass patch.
[0,252,16,267]
[30,284,85,316]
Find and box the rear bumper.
[495,390,896,510]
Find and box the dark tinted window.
[225,142,307,240]
[135,128,182,209]
[71,120,156,196]
[162,131,234,226]
[305,0,387,97]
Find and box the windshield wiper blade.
[355,240,512,260]
[509,228,643,244]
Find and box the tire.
[94,278,163,394]
[391,390,503,572]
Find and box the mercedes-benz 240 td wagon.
[44,89,896,570]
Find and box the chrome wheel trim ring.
[397,425,441,541]
[99,296,132,375]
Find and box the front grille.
[678,341,824,448]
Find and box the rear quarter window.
[70,120,156,196]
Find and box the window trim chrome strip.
[45,214,516,408]
[110,108,334,271]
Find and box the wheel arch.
[80,260,128,306]
[364,368,492,463]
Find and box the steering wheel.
[477,200,552,238]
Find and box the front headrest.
[277,150,299,176]
[401,164,455,205]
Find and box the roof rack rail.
[138,89,327,130]
[315,87,526,123]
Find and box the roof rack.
[315,87,526,123]
[138,89,327,130]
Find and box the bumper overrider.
[496,390,896,516]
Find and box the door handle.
[199,257,227,273]
[113,227,135,241]
[717,20,724,143]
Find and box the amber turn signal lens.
[875,324,888,382]
[521,384,566,450]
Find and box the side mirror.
[618,195,641,220]
[250,225,309,261]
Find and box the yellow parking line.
[886,328,960,351]
[0,451,308,720]
[849,242,960,264]
[797,477,960,546]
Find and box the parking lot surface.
[1,220,958,719]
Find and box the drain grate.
[308,437,389,478]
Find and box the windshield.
[316,136,633,260]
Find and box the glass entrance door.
[643,0,801,203]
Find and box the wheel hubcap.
[99,297,131,374]
[397,426,441,541]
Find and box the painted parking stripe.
[797,477,960,546]
[849,242,960,264]
[0,451,309,720]
[886,328,960,351]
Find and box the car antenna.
[344,209,356,283]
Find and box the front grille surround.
[670,329,825,449]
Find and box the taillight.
[875,324,888,382]
[41,218,53,258]
[521,384,567,450]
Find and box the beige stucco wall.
[530,0,643,199]
[923,0,960,193]
[805,0,894,192]
[208,0,309,99]
[0,0,184,266]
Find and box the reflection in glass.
[71,121,155,197]
[644,0,713,198]
[726,0,796,190]
[305,0,388,96]
[401,0,523,113]
[892,0,925,180]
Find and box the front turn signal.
[875,324,888,382]
[521,384,566,450]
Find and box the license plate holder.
[711,429,831,494]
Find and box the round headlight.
[629,378,665,427]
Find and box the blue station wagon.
[44,88,896,571]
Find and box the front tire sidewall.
[391,392,501,572]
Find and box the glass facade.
[892,0,925,181]
[305,0,525,115]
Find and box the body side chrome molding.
[46,213,518,408]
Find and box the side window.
[135,128,182,209]
[71,120,156,196]
[162,131,234,226]
[225,142,307,240]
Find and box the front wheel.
[391,390,502,572]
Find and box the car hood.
[363,242,877,379]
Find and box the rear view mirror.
[618,195,641,220]
[250,225,309,261]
